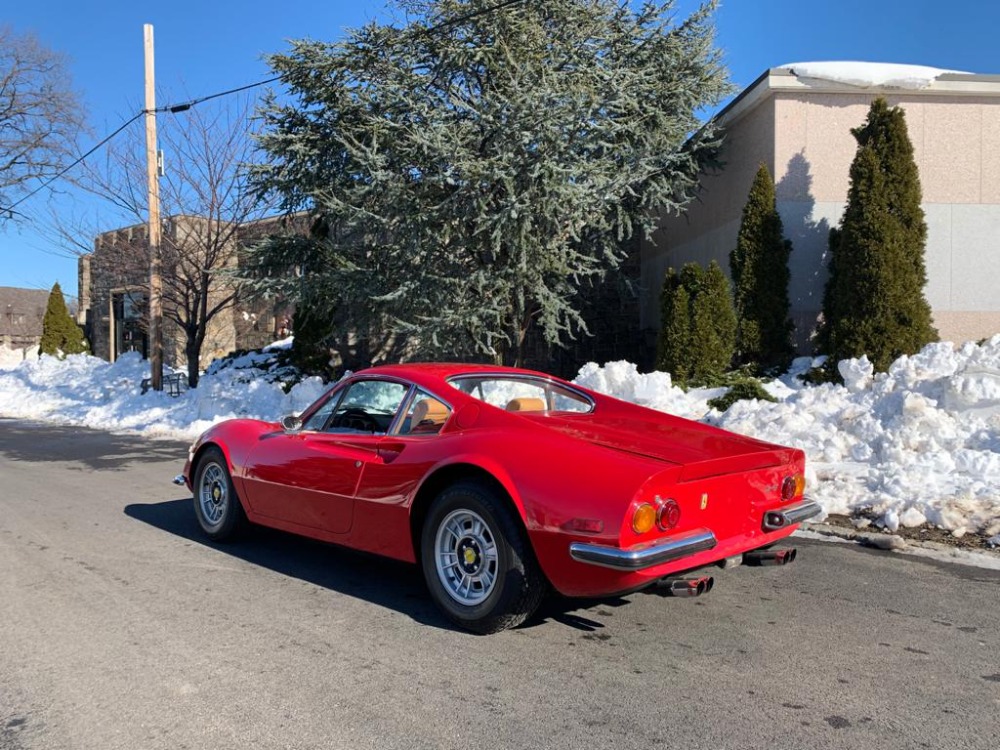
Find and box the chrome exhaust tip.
[658,575,714,597]
[172,474,186,486]
[743,547,797,566]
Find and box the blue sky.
[2,0,998,300]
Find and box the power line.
[1,112,144,217]
[157,75,284,114]
[422,0,529,33]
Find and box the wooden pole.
[144,23,163,391]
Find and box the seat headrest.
[505,397,545,412]
[412,398,449,425]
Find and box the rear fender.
[413,453,528,521]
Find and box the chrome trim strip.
[569,529,717,571]
[762,498,822,531]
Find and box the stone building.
[78,215,294,371]
[641,63,1000,350]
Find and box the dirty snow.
[2,337,1000,549]
[577,337,1000,542]
[781,61,969,89]
[0,340,326,440]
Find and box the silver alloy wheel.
[434,508,500,606]
[198,461,228,527]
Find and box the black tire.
[420,480,546,634]
[192,447,248,542]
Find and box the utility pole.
[144,23,163,391]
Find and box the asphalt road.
[1,418,998,750]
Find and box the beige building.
[641,63,1000,349]
[79,215,294,370]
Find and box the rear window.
[448,375,594,414]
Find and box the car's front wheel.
[193,447,247,541]
[421,480,545,634]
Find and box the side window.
[449,376,594,414]
[302,389,342,432]
[327,380,408,434]
[398,390,452,436]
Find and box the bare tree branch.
[0,26,86,217]
[59,96,279,386]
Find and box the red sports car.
[175,363,819,633]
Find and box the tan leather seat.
[408,398,449,433]
[505,397,546,412]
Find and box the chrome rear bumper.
[762,498,822,531]
[569,529,717,571]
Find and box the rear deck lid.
[539,414,794,480]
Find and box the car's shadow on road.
[125,498,624,634]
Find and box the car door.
[346,390,457,556]
[241,378,410,535]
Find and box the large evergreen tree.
[729,163,793,370]
[246,0,730,369]
[818,98,937,372]
[656,260,735,383]
[38,282,89,357]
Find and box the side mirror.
[280,414,303,433]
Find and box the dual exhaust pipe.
[656,575,714,597]
[743,547,797,566]
[653,547,797,597]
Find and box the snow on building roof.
[780,61,971,90]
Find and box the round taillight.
[632,503,656,534]
[657,499,681,530]
[782,474,805,501]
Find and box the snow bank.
[575,338,1000,539]
[0,351,326,441]
[2,336,999,541]
[781,61,968,90]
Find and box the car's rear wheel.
[193,447,247,541]
[421,480,545,634]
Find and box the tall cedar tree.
[818,98,937,371]
[656,261,735,384]
[247,0,731,370]
[729,163,794,369]
[38,282,89,357]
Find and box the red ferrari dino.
[175,363,819,633]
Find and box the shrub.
[38,282,89,358]
[730,164,794,369]
[656,260,735,384]
[707,377,777,412]
[817,98,937,373]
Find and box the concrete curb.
[798,521,1000,562]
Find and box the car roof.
[358,362,562,381]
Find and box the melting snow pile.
[576,337,1000,541]
[0,344,326,440]
[1,336,999,543]
[781,61,968,90]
